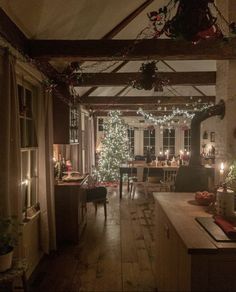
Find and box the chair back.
[163,168,177,184]
[136,166,145,182]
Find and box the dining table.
[119,163,179,199]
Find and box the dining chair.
[160,168,178,192]
[145,168,164,193]
[130,166,148,199]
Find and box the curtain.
[88,116,95,173]
[0,48,21,219]
[38,90,56,253]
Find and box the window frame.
[143,129,156,155]
[163,129,175,155]
[184,129,191,152]
[17,80,39,212]
[127,128,135,155]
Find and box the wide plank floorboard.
[29,185,157,292]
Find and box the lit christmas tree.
[97,111,130,182]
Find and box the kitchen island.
[154,192,236,291]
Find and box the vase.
[216,187,236,219]
[0,247,13,272]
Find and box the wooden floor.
[29,186,157,292]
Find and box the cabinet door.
[155,203,190,291]
[53,95,70,144]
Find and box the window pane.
[144,138,149,146]
[30,178,37,206]
[30,150,37,177]
[25,89,32,118]
[26,120,37,147]
[18,85,24,116]
[21,151,28,179]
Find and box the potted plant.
[225,160,236,191]
[0,217,21,272]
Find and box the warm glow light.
[187,151,190,156]
[21,179,29,186]
[220,162,225,174]
[159,151,162,155]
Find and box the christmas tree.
[97,111,130,182]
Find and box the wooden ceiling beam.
[72,72,215,86]
[80,95,215,105]
[0,8,28,53]
[29,38,236,61]
[103,0,154,39]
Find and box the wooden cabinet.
[53,96,79,144]
[54,178,87,244]
[154,193,236,292]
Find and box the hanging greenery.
[131,61,169,91]
[148,0,236,43]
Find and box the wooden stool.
[0,259,28,292]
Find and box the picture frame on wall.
[210,132,215,142]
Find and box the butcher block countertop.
[153,192,236,254]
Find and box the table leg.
[119,173,123,199]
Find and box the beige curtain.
[88,116,95,172]
[38,89,57,253]
[0,48,21,219]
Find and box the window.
[184,129,191,152]
[98,118,104,131]
[18,84,38,212]
[127,129,135,155]
[70,106,79,143]
[163,129,175,155]
[143,129,155,155]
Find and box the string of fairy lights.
[137,103,212,127]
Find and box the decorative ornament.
[42,79,57,93]
[147,0,232,43]
[131,61,169,91]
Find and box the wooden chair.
[145,168,164,193]
[160,168,178,192]
[86,186,108,219]
[130,166,148,199]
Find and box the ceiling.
[0,0,217,117]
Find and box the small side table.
[0,259,28,292]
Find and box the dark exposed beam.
[0,8,28,53]
[29,38,236,61]
[0,9,71,101]
[80,95,215,105]
[81,0,154,97]
[72,72,215,86]
[103,0,154,39]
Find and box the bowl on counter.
[195,191,216,206]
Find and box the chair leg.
[104,201,107,219]
[94,202,98,213]
[144,183,148,198]
[132,185,136,199]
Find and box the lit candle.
[219,162,225,184]
[155,156,158,166]
[166,149,169,160]
[220,162,225,174]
